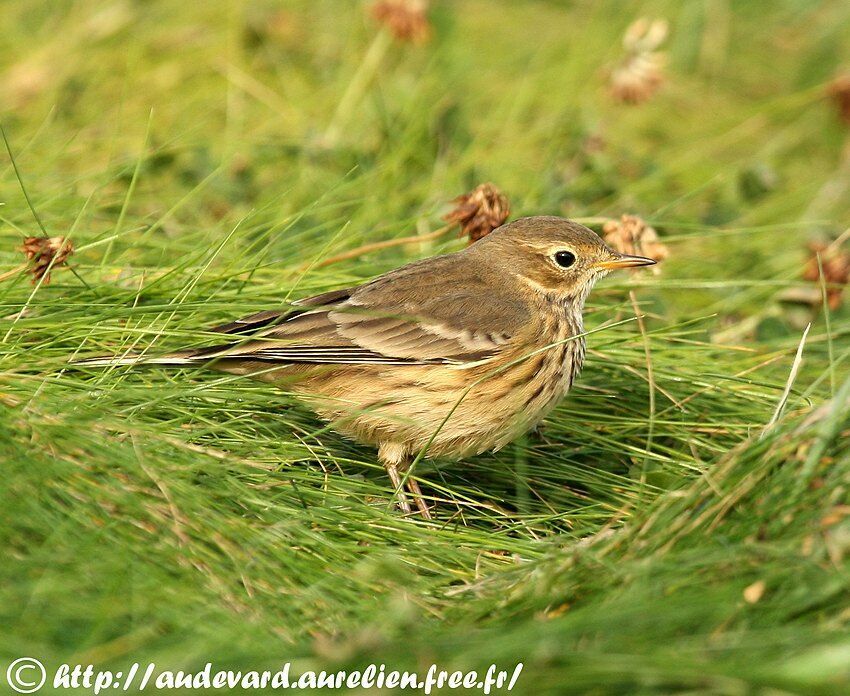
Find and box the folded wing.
[196,253,529,367]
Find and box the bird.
[78,216,656,518]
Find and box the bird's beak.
[593,253,657,271]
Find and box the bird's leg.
[529,422,556,447]
[385,464,412,515]
[404,473,432,520]
[379,442,412,515]
[380,442,432,519]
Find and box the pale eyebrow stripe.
[507,272,549,294]
[530,243,576,254]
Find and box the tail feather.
[72,349,220,368]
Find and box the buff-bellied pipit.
[81,216,656,518]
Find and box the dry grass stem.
[314,224,452,269]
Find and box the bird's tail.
[72,346,227,368]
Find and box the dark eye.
[554,250,576,268]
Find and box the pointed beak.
[592,253,657,271]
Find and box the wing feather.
[190,250,529,366]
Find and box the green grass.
[2,0,850,693]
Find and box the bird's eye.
[554,250,576,268]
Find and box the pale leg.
[379,442,412,515]
[404,474,432,520]
[379,442,432,519]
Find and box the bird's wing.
[207,287,354,335]
[196,254,530,366]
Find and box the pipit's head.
[470,216,656,301]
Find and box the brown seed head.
[371,0,430,44]
[444,183,510,244]
[802,241,850,310]
[610,18,668,104]
[827,74,850,125]
[602,215,668,274]
[20,236,74,284]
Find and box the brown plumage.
[79,217,656,518]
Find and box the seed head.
[20,236,74,284]
[602,215,668,273]
[827,73,850,125]
[802,241,850,310]
[444,183,511,243]
[371,0,431,44]
[610,18,668,104]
